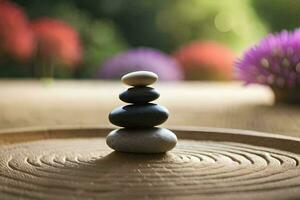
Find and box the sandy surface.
[0,80,300,137]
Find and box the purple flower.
[97,48,183,80]
[235,29,300,88]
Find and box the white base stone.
[106,128,177,153]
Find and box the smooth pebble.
[119,87,160,104]
[109,103,169,128]
[106,128,177,153]
[121,71,158,86]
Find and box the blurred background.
[1,0,300,136]
[1,0,300,81]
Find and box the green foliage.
[74,0,173,52]
[75,0,267,52]
[11,0,127,78]
[0,0,272,78]
[253,0,300,32]
[156,0,267,52]
[50,2,127,78]
[0,61,32,78]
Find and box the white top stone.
[121,71,158,86]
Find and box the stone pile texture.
[106,71,177,153]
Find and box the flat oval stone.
[106,128,177,153]
[121,71,158,86]
[109,103,169,128]
[119,87,160,104]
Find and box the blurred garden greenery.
[1,0,300,80]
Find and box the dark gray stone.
[119,87,160,104]
[106,128,177,153]
[109,103,169,128]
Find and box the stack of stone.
[106,71,177,153]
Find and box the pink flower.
[31,18,82,68]
[0,0,34,61]
[98,48,183,80]
[174,41,235,80]
[235,29,300,89]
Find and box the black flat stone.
[109,103,169,128]
[119,87,160,104]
